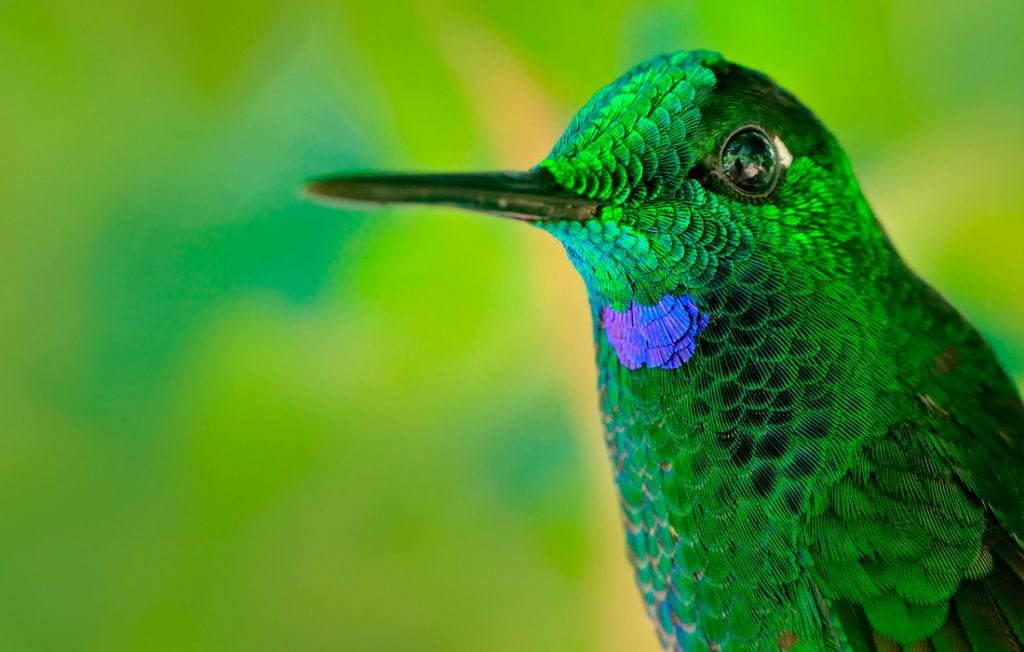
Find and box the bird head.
[308,50,875,311]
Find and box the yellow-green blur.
[1,2,1021,650]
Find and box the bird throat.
[600,294,711,370]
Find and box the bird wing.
[811,282,1023,650]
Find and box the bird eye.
[720,127,778,195]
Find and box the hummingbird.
[307,50,1023,651]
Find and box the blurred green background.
[1,1,1021,650]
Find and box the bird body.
[309,50,1023,651]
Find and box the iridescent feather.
[309,50,1023,651]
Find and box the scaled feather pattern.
[601,294,710,369]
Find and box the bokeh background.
[2,1,1021,650]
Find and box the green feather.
[308,48,1023,650]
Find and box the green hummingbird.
[307,50,1023,651]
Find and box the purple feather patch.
[601,295,710,370]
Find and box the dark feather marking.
[812,581,844,651]
[933,346,959,375]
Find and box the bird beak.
[304,170,601,222]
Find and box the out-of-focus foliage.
[1,1,1020,650]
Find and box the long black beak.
[304,170,601,222]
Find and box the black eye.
[720,127,778,195]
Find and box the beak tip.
[302,178,354,206]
